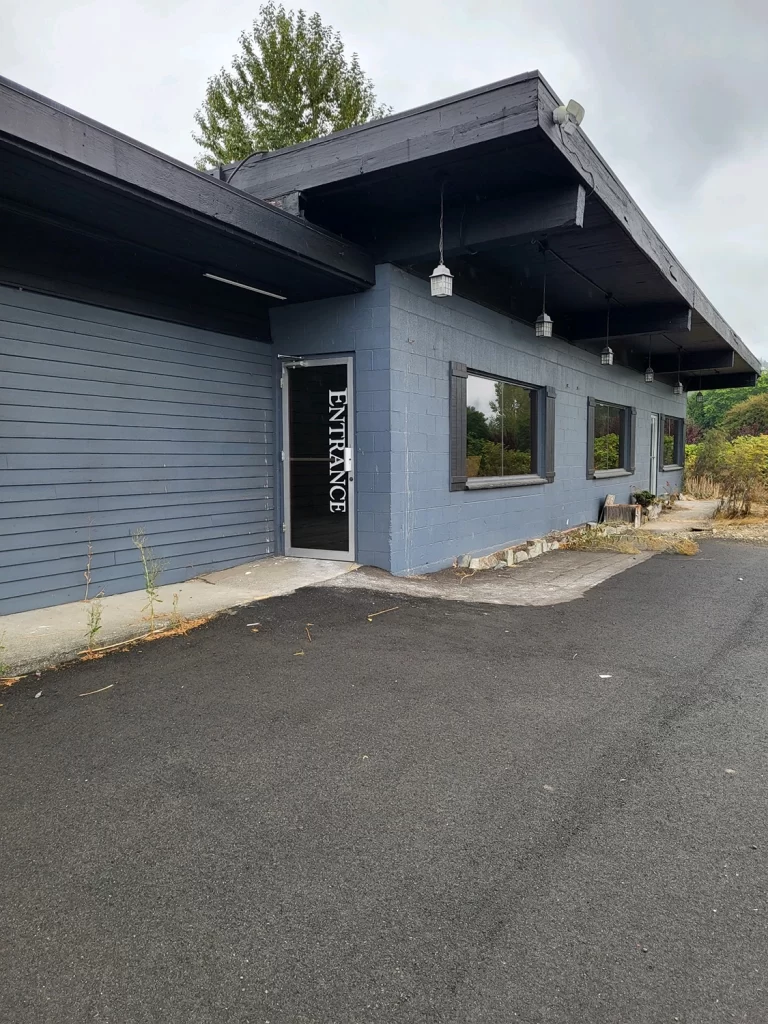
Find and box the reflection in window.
[663,415,682,465]
[466,374,534,478]
[594,403,625,471]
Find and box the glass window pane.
[500,383,533,476]
[594,402,624,470]
[663,415,677,464]
[466,375,499,478]
[466,374,535,478]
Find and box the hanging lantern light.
[535,246,553,337]
[695,376,704,404]
[535,312,553,338]
[430,181,453,298]
[600,295,614,365]
[644,333,654,383]
[673,348,683,394]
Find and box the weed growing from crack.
[83,518,95,601]
[131,528,165,633]
[85,593,105,653]
[169,592,182,630]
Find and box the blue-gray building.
[0,72,761,612]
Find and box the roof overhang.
[0,75,374,315]
[222,71,761,387]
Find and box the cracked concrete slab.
[327,549,653,606]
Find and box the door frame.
[649,412,659,495]
[281,354,356,561]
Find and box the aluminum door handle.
[343,447,353,472]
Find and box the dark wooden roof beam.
[685,373,758,391]
[653,350,735,374]
[374,185,585,265]
[568,305,692,342]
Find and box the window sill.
[591,468,631,479]
[466,474,549,490]
[662,464,684,472]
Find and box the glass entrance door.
[282,357,355,559]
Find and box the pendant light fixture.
[695,375,704,404]
[673,349,684,395]
[644,334,655,383]
[430,180,453,298]
[535,245,554,338]
[600,295,614,365]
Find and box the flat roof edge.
[534,77,761,373]
[0,75,374,288]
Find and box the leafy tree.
[686,370,768,431]
[193,3,390,167]
[721,392,768,438]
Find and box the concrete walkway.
[330,550,653,607]
[640,497,718,533]
[1,557,356,677]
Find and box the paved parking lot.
[2,540,767,1023]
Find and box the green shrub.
[633,490,656,508]
[722,393,768,438]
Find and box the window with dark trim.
[587,398,636,479]
[662,415,685,468]
[449,363,555,491]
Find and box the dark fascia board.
[534,75,761,375]
[0,75,374,290]
[218,71,541,197]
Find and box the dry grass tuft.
[562,530,699,556]
[78,614,213,658]
[685,475,724,500]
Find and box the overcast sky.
[3,0,767,359]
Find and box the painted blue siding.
[0,285,275,613]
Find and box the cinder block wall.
[386,266,685,574]
[269,270,393,569]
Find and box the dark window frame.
[449,362,555,491]
[586,397,637,479]
[662,415,685,470]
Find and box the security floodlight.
[553,99,585,127]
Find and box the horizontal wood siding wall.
[0,285,275,613]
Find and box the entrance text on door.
[328,389,348,512]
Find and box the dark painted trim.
[661,413,685,469]
[587,397,635,479]
[544,386,556,482]
[628,408,637,475]
[0,75,374,290]
[220,74,540,198]
[684,373,759,391]
[449,361,468,491]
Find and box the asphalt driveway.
[2,541,767,1023]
